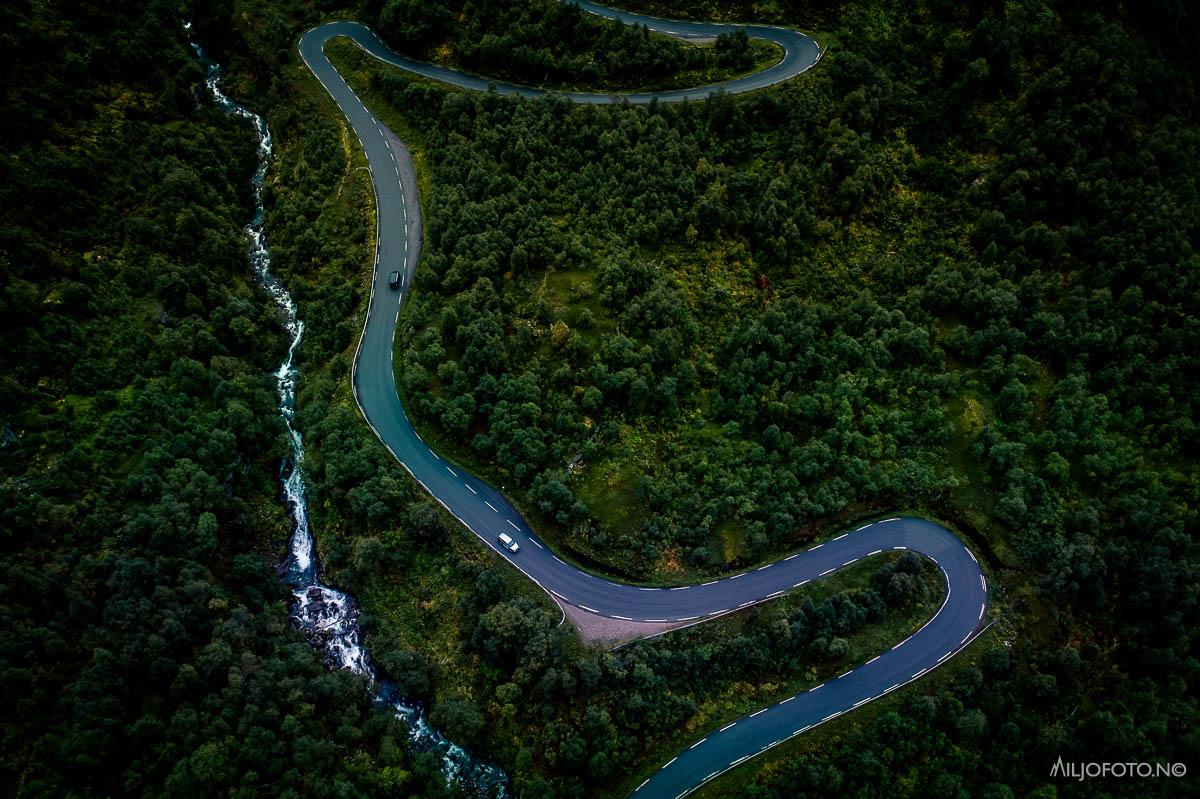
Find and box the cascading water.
[188,27,508,798]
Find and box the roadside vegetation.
[3,0,1195,797]
[374,0,783,92]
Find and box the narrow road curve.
[297,10,989,799]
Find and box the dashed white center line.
[843,559,857,567]
[445,466,456,477]
[833,533,848,541]
[485,501,498,512]
[465,484,476,494]
[793,579,809,588]
[506,519,519,530]
[749,708,768,718]
[819,568,835,577]
[579,605,597,613]
[868,549,882,556]
[719,722,737,732]
[689,738,707,749]
[529,539,543,549]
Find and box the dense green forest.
[0,1,452,796]
[319,0,1198,795]
[372,0,778,90]
[3,0,1199,797]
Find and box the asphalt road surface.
[298,10,989,798]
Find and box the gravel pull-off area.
[560,601,690,648]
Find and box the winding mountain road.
[297,10,990,799]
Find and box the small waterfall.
[188,27,508,797]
